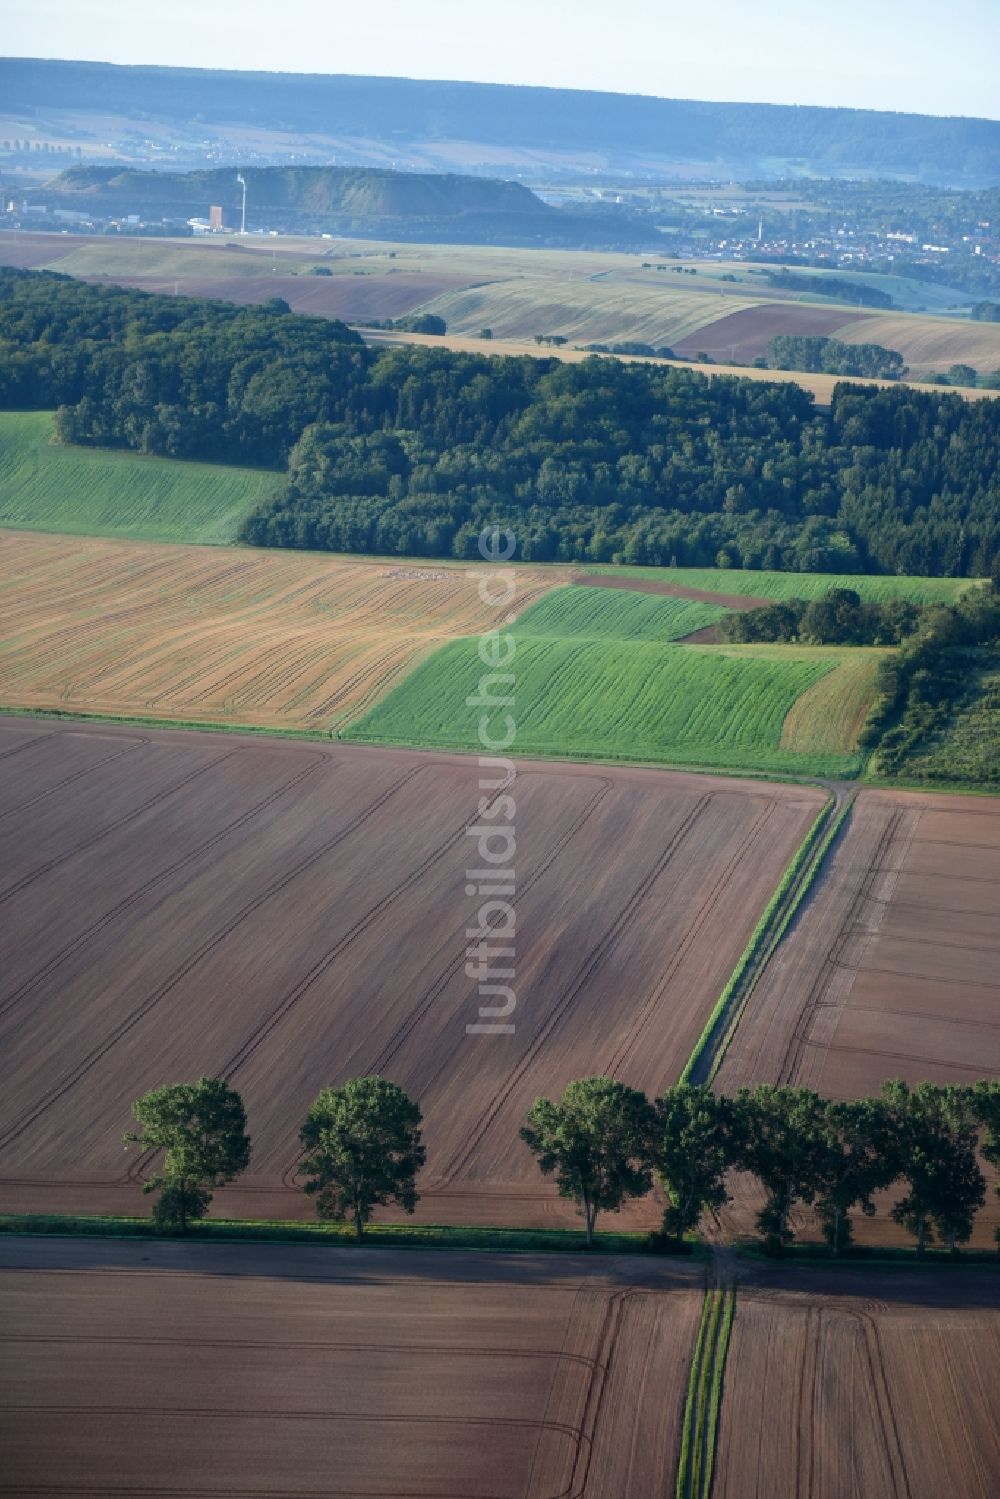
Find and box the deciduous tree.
[521,1078,653,1247]
[649,1085,740,1242]
[124,1077,251,1232]
[299,1077,425,1240]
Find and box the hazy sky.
[5,0,999,119]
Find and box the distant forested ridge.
[1,267,997,577]
[3,57,998,186]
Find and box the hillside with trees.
[1,267,998,577]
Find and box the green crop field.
[0,411,278,544]
[346,585,862,775]
[583,563,974,605]
[512,585,725,640]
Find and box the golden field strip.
[0,531,560,731]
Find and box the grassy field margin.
[681,793,853,1085]
[675,1286,736,1499]
[0,1212,696,1258]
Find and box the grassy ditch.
[681,793,851,1085]
[676,1286,736,1499]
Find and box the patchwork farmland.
[0,531,559,730]
[0,1237,704,1499]
[0,716,824,1225]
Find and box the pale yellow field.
[0,531,560,730]
[833,313,1000,375]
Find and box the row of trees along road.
[521,1077,1000,1254]
[125,1074,1000,1256]
[125,1076,424,1239]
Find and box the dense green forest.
[1,267,998,576]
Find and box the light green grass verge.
[584,562,975,606]
[0,1212,685,1258]
[346,632,859,776]
[681,794,851,1085]
[676,1287,736,1499]
[0,411,278,543]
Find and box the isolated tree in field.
[812,1097,900,1254]
[650,1085,741,1242]
[733,1085,827,1253]
[124,1077,251,1233]
[299,1077,425,1241]
[882,1080,986,1256]
[520,1077,653,1247]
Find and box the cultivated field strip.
[0,718,823,1226]
[713,1274,1000,1499]
[0,1238,703,1499]
[0,531,561,730]
[715,787,1000,1247]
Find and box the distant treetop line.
[2,56,998,186]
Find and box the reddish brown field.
[673,304,871,362]
[717,788,1000,1246]
[715,1265,1000,1498]
[0,1236,703,1498]
[0,716,823,1226]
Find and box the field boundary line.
[682,790,856,1086]
[675,1286,735,1499]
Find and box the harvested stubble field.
[714,1265,1000,1499]
[716,787,1000,1247]
[0,717,824,1225]
[0,531,558,730]
[0,1236,704,1498]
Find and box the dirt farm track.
[0,716,823,1225]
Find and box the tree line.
[719,586,924,646]
[2,266,998,577]
[764,335,906,380]
[125,1073,1000,1257]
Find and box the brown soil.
[673,303,872,363]
[571,571,772,610]
[83,270,471,321]
[715,1264,1000,1498]
[0,1235,703,1498]
[716,787,1000,1247]
[0,716,823,1226]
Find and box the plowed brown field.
[0,531,558,730]
[673,304,871,363]
[0,717,823,1225]
[716,788,1000,1247]
[0,1236,703,1498]
[715,1265,1000,1499]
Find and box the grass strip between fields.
[676,1286,736,1499]
[680,792,851,1085]
[0,1212,694,1258]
